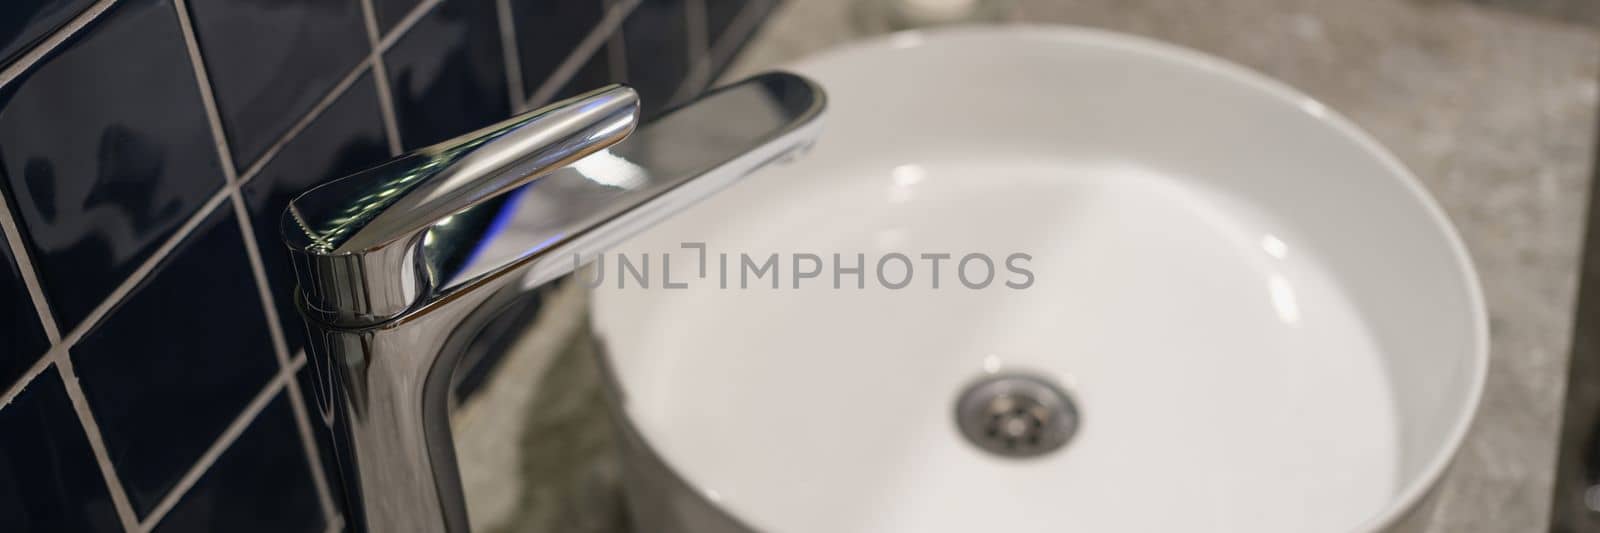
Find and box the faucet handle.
[283,86,640,326]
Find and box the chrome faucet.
[281,72,826,532]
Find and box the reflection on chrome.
[572,148,649,190]
[281,73,827,532]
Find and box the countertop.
[723,0,1599,530]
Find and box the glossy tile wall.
[0,0,777,531]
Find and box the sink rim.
[599,24,1490,532]
[939,23,1492,531]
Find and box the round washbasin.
[590,26,1486,533]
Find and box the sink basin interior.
[591,27,1486,533]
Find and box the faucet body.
[282,73,825,532]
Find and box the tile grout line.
[137,357,304,532]
[237,58,375,184]
[0,13,128,490]
[673,0,766,104]
[607,19,628,84]
[0,1,748,529]
[11,99,238,533]
[168,0,237,182]
[21,5,385,355]
[370,60,403,156]
[0,348,56,409]
[278,353,339,523]
[56,351,141,531]
[706,0,771,81]
[359,0,406,155]
[706,0,772,72]
[0,0,398,352]
[0,0,119,89]
[376,0,446,53]
[494,0,527,114]
[169,0,339,526]
[226,194,338,523]
[58,191,230,348]
[222,197,288,359]
[667,0,711,107]
[0,0,748,529]
[0,184,61,343]
[0,0,421,527]
[526,0,641,108]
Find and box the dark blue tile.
[0,366,122,532]
[242,73,390,354]
[0,228,48,386]
[510,0,605,103]
[0,0,227,330]
[186,0,369,168]
[384,0,509,149]
[622,0,691,119]
[370,0,419,34]
[0,0,97,68]
[150,394,323,533]
[72,207,280,516]
[549,40,618,105]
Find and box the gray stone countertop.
[723,1,1599,530]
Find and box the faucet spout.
[285,85,641,327]
[283,72,825,532]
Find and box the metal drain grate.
[955,373,1078,458]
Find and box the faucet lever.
[282,86,640,326]
[283,72,824,532]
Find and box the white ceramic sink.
[590,26,1486,533]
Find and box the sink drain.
[955,373,1078,458]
